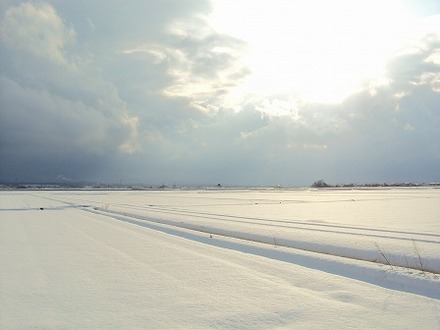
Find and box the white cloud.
[132,23,249,104]
[1,2,75,66]
[118,114,140,154]
[122,48,168,64]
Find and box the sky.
[0,0,439,186]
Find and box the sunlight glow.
[209,0,417,104]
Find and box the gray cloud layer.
[1,1,439,185]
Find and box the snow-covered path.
[1,190,440,329]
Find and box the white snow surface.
[1,188,440,329]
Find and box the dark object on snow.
[40,207,44,210]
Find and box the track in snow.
[33,190,440,275]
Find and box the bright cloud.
[1,2,75,65]
[209,0,438,104]
[121,18,249,110]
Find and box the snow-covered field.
[1,188,440,329]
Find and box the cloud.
[0,1,439,185]
[0,0,247,183]
[0,2,138,181]
[387,33,440,91]
[119,16,249,111]
[1,2,75,65]
[137,32,440,185]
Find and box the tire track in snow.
[79,206,440,299]
[102,203,440,244]
[35,193,440,274]
[58,192,438,240]
[42,192,440,241]
[81,206,440,274]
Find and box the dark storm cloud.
[0,2,139,181]
[0,0,247,183]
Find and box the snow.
[1,188,440,329]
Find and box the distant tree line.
[311,180,440,188]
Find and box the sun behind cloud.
[208,0,429,104]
